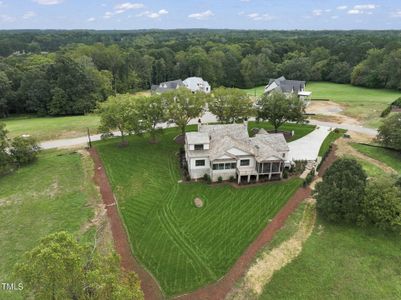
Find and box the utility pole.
[87,128,92,148]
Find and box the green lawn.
[318,129,346,157]
[0,150,98,286]
[260,217,401,299]
[95,128,302,296]
[2,114,100,141]
[350,143,401,173]
[308,82,401,128]
[243,86,266,97]
[248,121,316,142]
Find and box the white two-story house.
[185,123,290,184]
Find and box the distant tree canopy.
[0,30,400,116]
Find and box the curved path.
[88,148,163,300]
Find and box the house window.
[240,159,250,166]
[225,163,237,170]
[195,160,205,167]
[194,144,204,150]
[282,153,286,158]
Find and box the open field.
[308,82,401,128]
[260,217,401,299]
[2,114,100,141]
[95,128,302,296]
[0,150,101,285]
[243,82,401,128]
[350,143,401,173]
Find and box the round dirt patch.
[194,197,204,208]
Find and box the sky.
[0,0,401,30]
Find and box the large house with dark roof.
[151,80,185,94]
[264,76,312,101]
[185,123,290,184]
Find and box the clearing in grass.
[308,82,401,128]
[95,128,302,296]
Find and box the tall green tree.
[138,95,167,143]
[14,231,144,300]
[315,158,367,223]
[361,176,401,232]
[0,123,11,175]
[163,88,206,136]
[0,71,11,117]
[377,113,401,151]
[257,92,306,132]
[208,87,254,123]
[98,94,144,145]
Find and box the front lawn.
[0,150,99,285]
[95,128,302,296]
[260,217,401,299]
[350,143,401,173]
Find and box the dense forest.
[0,30,400,116]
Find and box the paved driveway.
[288,125,332,161]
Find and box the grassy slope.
[350,143,401,173]
[3,114,100,141]
[318,129,346,157]
[260,217,401,299]
[96,128,302,296]
[0,150,97,281]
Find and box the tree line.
[97,87,305,145]
[0,30,400,117]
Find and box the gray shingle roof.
[266,76,306,94]
[187,124,289,162]
[151,79,184,93]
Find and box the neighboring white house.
[183,77,211,94]
[264,76,312,101]
[185,123,290,184]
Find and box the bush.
[360,176,401,233]
[203,173,211,184]
[229,176,235,182]
[315,158,367,224]
[218,176,223,183]
[283,169,289,179]
[10,136,40,166]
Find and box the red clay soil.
[318,144,338,177]
[175,186,312,300]
[88,148,163,300]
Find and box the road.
[39,111,377,150]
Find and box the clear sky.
[0,0,400,30]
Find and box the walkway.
[288,125,331,161]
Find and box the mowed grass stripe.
[96,129,302,296]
